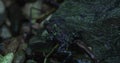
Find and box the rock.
[5,38,20,54]
[23,0,42,19]
[1,53,14,63]
[26,60,37,63]
[0,25,12,39]
[0,0,5,25]
[13,51,26,63]
[0,0,5,14]
[13,37,27,63]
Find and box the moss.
[0,53,14,63]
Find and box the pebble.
[0,0,5,24]
[0,0,5,14]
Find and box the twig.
[36,8,57,23]
[44,44,59,63]
[75,40,99,63]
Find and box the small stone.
[13,51,25,63]
[0,0,5,14]
[26,60,37,63]
[0,0,5,24]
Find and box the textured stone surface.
[0,0,5,14]
[52,0,120,63]
[0,0,5,24]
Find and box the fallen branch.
[75,40,99,63]
[44,44,59,63]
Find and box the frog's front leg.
[57,43,72,63]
